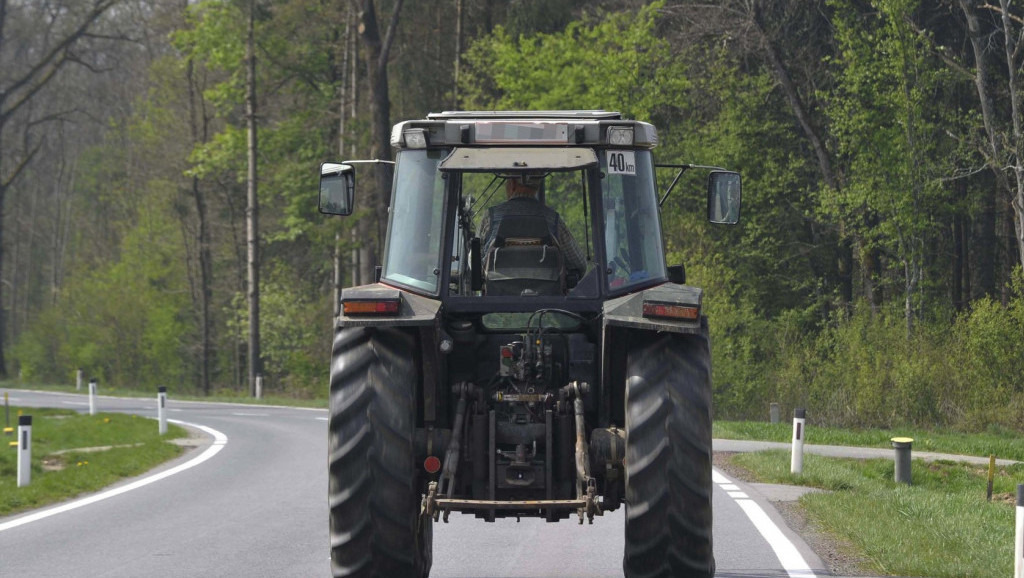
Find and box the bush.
[709,269,1024,431]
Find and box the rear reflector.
[642,302,700,321]
[342,300,400,315]
[424,456,442,474]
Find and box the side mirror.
[667,264,686,284]
[707,171,741,225]
[319,162,355,216]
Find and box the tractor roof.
[391,111,657,151]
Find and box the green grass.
[2,379,327,409]
[728,450,1024,577]
[0,406,188,517]
[714,420,1024,461]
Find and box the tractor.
[319,111,741,578]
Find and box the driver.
[478,176,587,275]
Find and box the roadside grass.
[728,450,1024,577]
[1,379,327,409]
[0,406,188,517]
[714,420,1024,462]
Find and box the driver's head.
[505,176,540,200]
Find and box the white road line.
[4,388,327,413]
[230,412,268,417]
[314,417,328,421]
[0,420,228,534]
[61,401,88,406]
[713,468,817,578]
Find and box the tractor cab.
[319,111,740,309]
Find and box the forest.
[1,0,1022,431]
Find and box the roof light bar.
[389,115,658,149]
[474,121,570,144]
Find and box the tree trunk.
[245,0,261,395]
[454,0,463,106]
[186,53,213,396]
[960,0,1024,271]
[952,177,965,312]
[0,123,8,378]
[356,0,404,284]
[998,0,1024,269]
[972,186,997,299]
[334,4,352,303]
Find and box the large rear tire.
[623,326,714,578]
[329,327,431,578]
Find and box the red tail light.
[342,299,400,315]
[642,301,700,321]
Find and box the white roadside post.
[255,374,263,400]
[1016,484,1024,578]
[76,369,83,391]
[17,415,32,487]
[157,387,168,435]
[790,408,806,475]
[88,378,98,416]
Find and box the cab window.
[600,150,666,291]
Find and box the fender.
[601,282,704,336]
[336,283,442,328]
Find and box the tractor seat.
[485,216,565,296]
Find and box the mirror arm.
[656,163,732,207]
[339,159,396,167]
[656,164,692,207]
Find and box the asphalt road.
[1,389,831,577]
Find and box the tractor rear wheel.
[328,326,431,578]
[623,325,714,578]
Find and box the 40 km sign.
[606,150,636,175]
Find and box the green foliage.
[460,2,688,121]
[257,265,332,397]
[505,0,575,37]
[671,49,828,317]
[948,273,1024,428]
[823,0,959,321]
[719,271,1024,430]
[172,1,247,112]
[14,173,191,388]
[7,0,1022,424]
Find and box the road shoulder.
[714,451,870,577]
